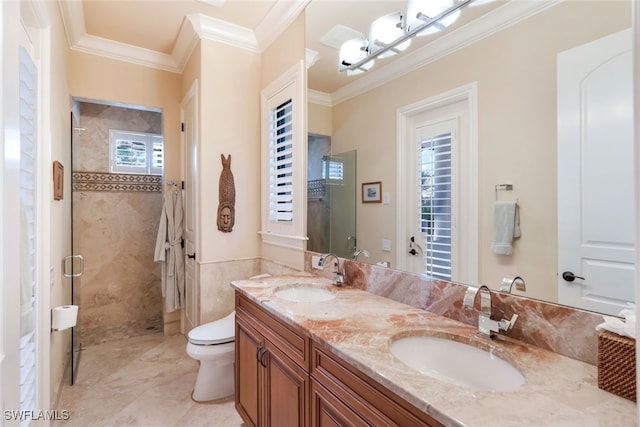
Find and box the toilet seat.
[188,311,235,345]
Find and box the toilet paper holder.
[51,305,78,331]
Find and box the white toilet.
[186,310,236,402]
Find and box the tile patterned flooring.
[56,333,245,426]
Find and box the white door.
[182,82,199,332]
[406,118,457,279]
[558,29,635,315]
[398,89,477,284]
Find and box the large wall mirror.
[305,0,634,316]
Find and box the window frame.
[109,129,164,176]
[396,83,478,283]
[260,61,307,245]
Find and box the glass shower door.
[327,150,357,259]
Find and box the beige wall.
[322,1,630,302]
[198,39,261,263]
[197,39,261,323]
[260,12,307,270]
[179,39,262,326]
[68,51,182,184]
[308,102,332,136]
[261,12,305,89]
[41,0,72,407]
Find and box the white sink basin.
[274,284,336,303]
[390,334,525,391]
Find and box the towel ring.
[495,184,517,202]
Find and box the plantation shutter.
[150,135,164,175]
[110,130,164,175]
[419,133,452,280]
[268,99,294,222]
[19,45,38,426]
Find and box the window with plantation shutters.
[269,99,294,222]
[419,133,452,280]
[260,61,306,245]
[109,130,164,175]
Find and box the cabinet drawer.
[312,342,443,427]
[236,292,310,371]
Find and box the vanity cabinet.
[311,343,443,427]
[235,290,442,427]
[235,293,310,427]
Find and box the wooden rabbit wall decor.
[217,154,236,232]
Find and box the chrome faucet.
[463,285,518,338]
[319,253,344,286]
[352,249,370,261]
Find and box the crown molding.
[189,13,259,53]
[171,17,201,72]
[58,0,307,73]
[331,0,563,105]
[307,89,332,107]
[305,48,320,69]
[72,34,181,73]
[58,0,85,48]
[254,0,311,51]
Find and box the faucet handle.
[463,285,479,307]
[499,314,519,332]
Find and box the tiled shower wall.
[73,102,164,346]
[307,134,330,254]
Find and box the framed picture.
[362,181,382,203]
[53,160,64,200]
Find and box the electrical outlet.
[311,255,323,269]
[382,239,391,252]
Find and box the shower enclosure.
[307,134,357,259]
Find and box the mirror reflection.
[305,0,634,315]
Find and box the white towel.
[492,201,520,255]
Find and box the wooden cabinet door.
[236,317,262,427]
[311,378,369,427]
[265,341,309,427]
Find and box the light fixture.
[369,12,411,59]
[338,0,474,75]
[406,0,461,36]
[338,37,374,76]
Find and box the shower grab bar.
[63,255,84,278]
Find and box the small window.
[268,99,294,222]
[110,130,163,175]
[322,157,344,182]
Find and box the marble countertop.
[231,274,637,427]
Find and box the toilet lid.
[188,311,235,345]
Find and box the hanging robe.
[154,186,185,312]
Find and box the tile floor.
[55,333,245,426]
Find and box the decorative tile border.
[72,171,162,193]
[307,179,325,199]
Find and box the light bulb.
[338,38,374,75]
[369,12,411,59]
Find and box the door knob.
[187,253,196,259]
[562,271,585,282]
